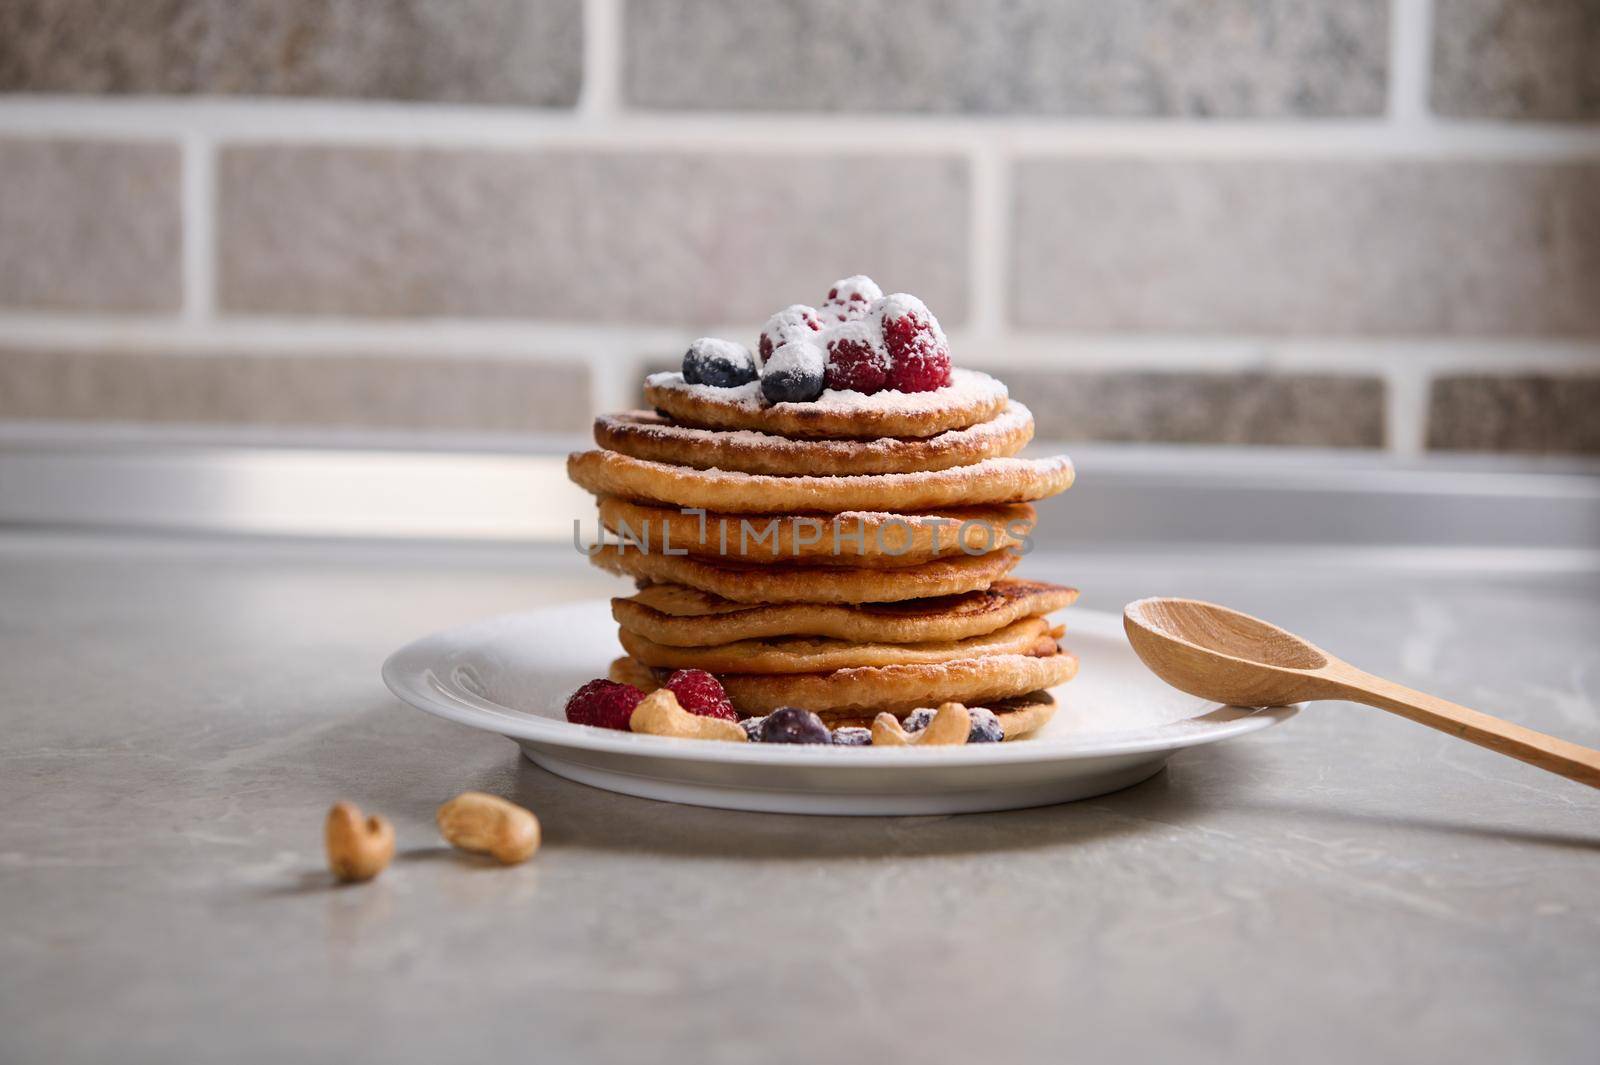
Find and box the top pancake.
[644,368,1009,439]
[595,401,1034,476]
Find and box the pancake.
[567,449,1075,514]
[594,401,1034,476]
[612,580,1079,646]
[609,647,1078,717]
[596,496,1035,567]
[589,544,1018,604]
[644,367,1009,439]
[609,658,1058,739]
[823,691,1059,738]
[618,615,1056,674]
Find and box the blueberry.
[758,706,832,744]
[683,338,757,388]
[760,340,826,404]
[831,727,872,747]
[904,705,1004,743]
[739,715,766,741]
[966,706,1005,744]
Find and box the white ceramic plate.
[383,602,1295,815]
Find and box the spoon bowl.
[1124,597,1600,790]
[1124,597,1332,708]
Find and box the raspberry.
[821,275,883,322]
[564,679,645,731]
[665,669,737,721]
[823,323,889,394]
[758,304,822,363]
[879,294,951,393]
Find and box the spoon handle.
[1325,666,1600,789]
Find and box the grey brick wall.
[0,0,1596,453]
[1432,0,1600,121]
[1427,374,1600,454]
[623,0,1389,117]
[1011,159,1600,337]
[0,0,584,106]
[0,346,593,434]
[0,138,182,313]
[216,146,970,325]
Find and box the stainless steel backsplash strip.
[2,440,1597,550]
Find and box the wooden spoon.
[1125,597,1600,789]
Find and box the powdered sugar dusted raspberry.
[879,293,951,392]
[823,319,891,394]
[821,275,883,322]
[758,304,822,363]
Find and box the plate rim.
[381,602,1298,767]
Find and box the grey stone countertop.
[2,533,1597,1065]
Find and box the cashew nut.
[871,703,972,747]
[629,689,748,742]
[324,801,396,882]
[436,791,540,865]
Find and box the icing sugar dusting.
[687,337,752,363]
[648,367,1005,415]
[808,367,1000,412]
[879,292,947,347]
[765,339,825,377]
[604,401,1033,453]
[820,318,891,371]
[648,371,764,411]
[822,275,884,321]
[759,304,822,363]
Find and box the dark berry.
[822,275,883,322]
[879,294,952,393]
[760,340,826,404]
[831,726,872,747]
[823,323,890,394]
[904,705,1003,743]
[758,706,832,744]
[665,669,737,721]
[759,304,822,363]
[966,706,1005,744]
[564,679,645,731]
[740,716,766,742]
[683,338,757,388]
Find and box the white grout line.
[1385,361,1431,457]
[590,339,650,412]
[953,334,1600,373]
[2,98,1599,158]
[2,312,1596,374]
[1388,0,1435,127]
[577,0,622,120]
[178,132,216,324]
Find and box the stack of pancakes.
[567,367,1078,738]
